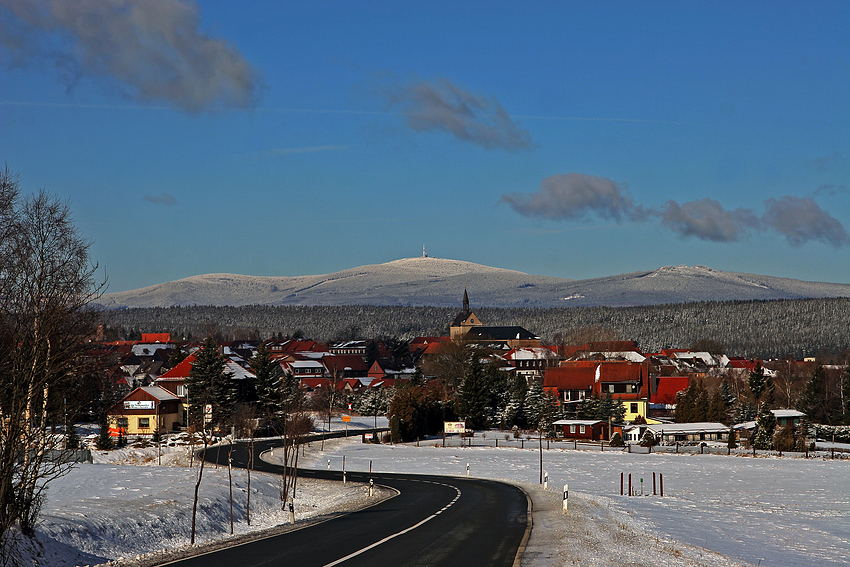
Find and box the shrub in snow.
[609,432,625,447]
[639,430,657,447]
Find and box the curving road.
[172,439,529,567]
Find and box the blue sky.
[1,1,848,293]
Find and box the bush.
[639,430,657,447]
[609,432,625,447]
[773,426,795,452]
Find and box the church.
[449,290,541,349]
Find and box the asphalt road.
[172,439,529,567]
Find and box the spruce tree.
[457,358,490,430]
[752,402,776,450]
[727,428,738,449]
[96,412,113,450]
[524,381,556,431]
[187,336,235,432]
[250,343,283,421]
[708,390,727,423]
[797,365,830,424]
[843,366,850,425]
[748,362,773,405]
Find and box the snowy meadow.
[19,419,850,567]
[300,434,849,567]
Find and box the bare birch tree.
[0,167,103,563]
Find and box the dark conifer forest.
[101,296,850,359]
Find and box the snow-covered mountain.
[98,257,850,309]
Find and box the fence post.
[660,473,664,497]
[629,474,632,496]
[620,472,624,496]
[653,472,656,496]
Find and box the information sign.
[444,421,466,434]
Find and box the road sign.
[444,421,466,434]
[342,415,351,422]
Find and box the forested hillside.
[100,297,850,359]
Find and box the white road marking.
[322,482,462,567]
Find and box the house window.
[630,403,638,414]
[580,425,586,434]
[177,385,188,397]
[569,425,576,433]
[609,385,615,393]
[138,417,150,429]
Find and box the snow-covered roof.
[288,360,325,369]
[645,422,730,434]
[225,359,255,380]
[553,419,606,426]
[139,386,179,402]
[772,409,805,418]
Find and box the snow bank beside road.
[17,443,374,567]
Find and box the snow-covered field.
[14,419,849,567]
[297,433,849,567]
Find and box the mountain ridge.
[98,257,850,309]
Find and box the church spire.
[463,288,469,313]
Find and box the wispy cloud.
[260,145,352,157]
[502,172,849,247]
[0,0,261,112]
[143,193,177,206]
[385,78,535,151]
[806,152,842,172]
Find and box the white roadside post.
[327,459,331,470]
[543,471,549,491]
[369,478,374,498]
[466,463,470,476]
[562,484,569,514]
[286,500,295,524]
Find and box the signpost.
[563,484,569,513]
[444,421,465,434]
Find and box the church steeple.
[462,288,469,313]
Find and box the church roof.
[463,326,539,342]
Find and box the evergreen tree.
[187,336,235,432]
[169,345,188,367]
[609,431,625,447]
[719,378,736,408]
[96,413,113,450]
[576,392,600,420]
[250,343,282,420]
[843,366,850,425]
[501,374,528,428]
[365,340,381,368]
[457,358,490,430]
[64,417,80,450]
[797,365,828,424]
[708,390,727,423]
[748,362,773,405]
[752,402,776,450]
[726,428,737,449]
[524,381,557,432]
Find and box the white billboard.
[444,421,466,434]
[124,400,155,410]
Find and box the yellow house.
[107,386,182,436]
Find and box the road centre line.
[321,483,462,567]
